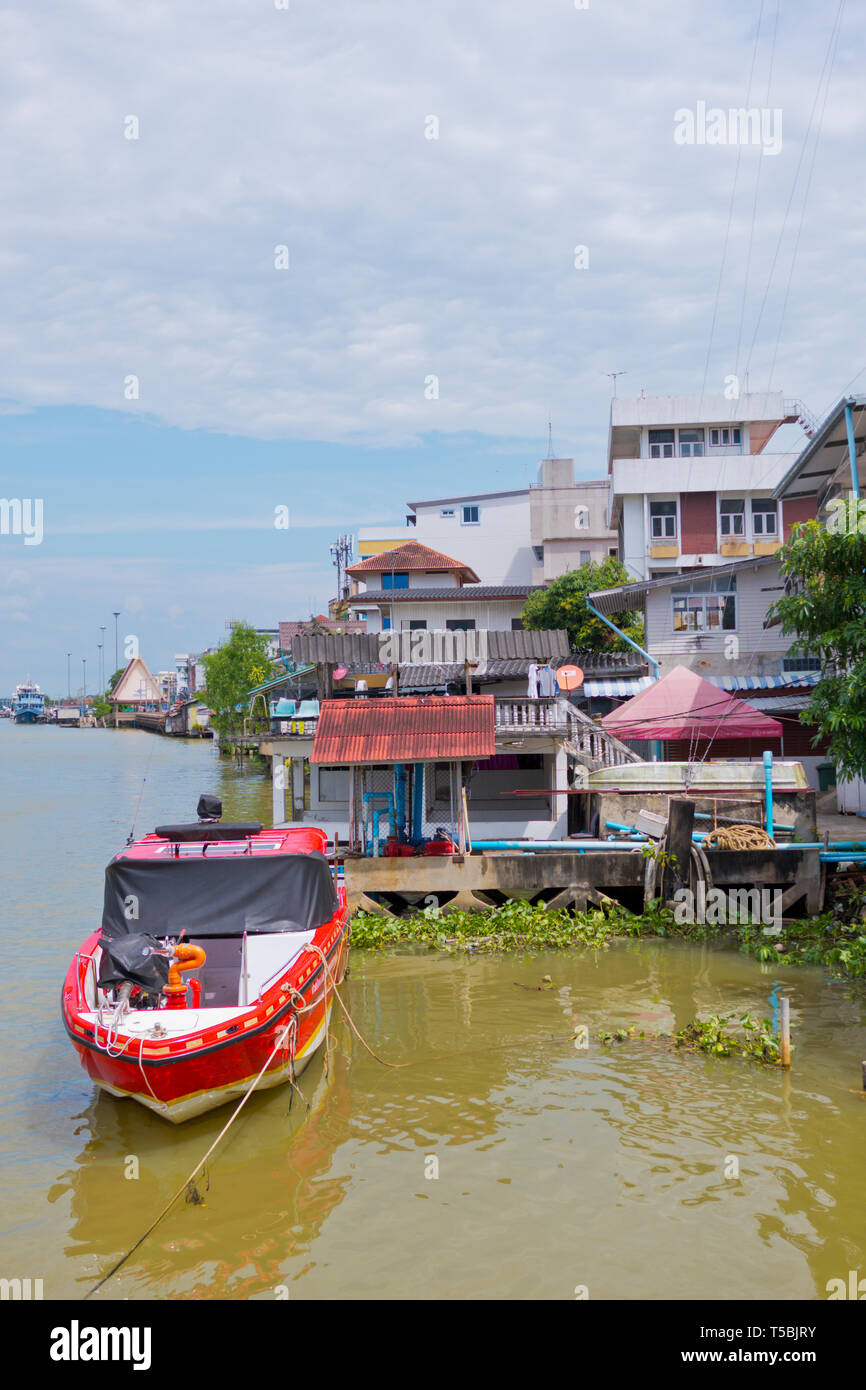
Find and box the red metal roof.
[346,541,480,583]
[311,696,495,764]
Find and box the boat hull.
[63,920,349,1124]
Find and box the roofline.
[406,488,529,510]
[773,395,866,500]
[347,586,539,602]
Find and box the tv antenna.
[605,371,627,397]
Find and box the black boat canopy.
[101,851,338,939]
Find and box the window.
[719,498,745,537]
[382,617,391,631]
[672,576,737,631]
[409,620,427,630]
[446,619,475,631]
[511,618,525,631]
[609,546,619,557]
[650,500,677,539]
[709,426,742,449]
[579,549,591,565]
[439,508,455,518]
[783,655,822,672]
[751,498,778,536]
[649,429,675,459]
[574,504,590,529]
[532,545,544,561]
[678,428,705,457]
[356,611,367,620]
[382,571,409,589]
[461,505,480,525]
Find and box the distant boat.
[0,705,11,719]
[12,681,45,724]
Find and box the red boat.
[62,800,349,1123]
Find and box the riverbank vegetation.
[350,893,866,981]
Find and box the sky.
[0,0,863,695]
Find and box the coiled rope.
[702,824,776,851]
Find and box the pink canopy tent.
[600,665,784,743]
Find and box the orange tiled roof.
[346,542,480,583]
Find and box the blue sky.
[1,0,864,694]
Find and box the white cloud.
[0,0,861,446]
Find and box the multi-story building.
[529,459,617,582]
[608,391,818,581]
[406,488,534,585]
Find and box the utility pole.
[66,652,71,700]
[329,534,354,608]
[97,644,103,697]
[82,658,87,702]
[112,611,120,675]
[99,626,106,692]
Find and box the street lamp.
[99,626,106,692]
[82,658,86,703]
[66,653,71,700]
[112,611,120,674]
[97,644,103,697]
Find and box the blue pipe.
[763,750,774,839]
[395,764,407,839]
[845,402,861,500]
[412,762,424,839]
[585,600,660,679]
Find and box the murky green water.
[2,723,865,1300]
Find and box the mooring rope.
[83,1016,298,1300]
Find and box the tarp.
[101,851,338,939]
[600,665,784,742]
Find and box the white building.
[608,391,817,581]
[345,540,538,634]
[406,488,533,585]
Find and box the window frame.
[751,497,778,537]
[460,504,480,525]
[650,499,678,540]
[648,429,675,459]
[671,576,737,633]
[719,497,746,538]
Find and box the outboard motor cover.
[98,933,171,995]
[197,794,222,821]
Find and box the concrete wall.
[412,491,533,585]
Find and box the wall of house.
[643,563,791,677]
[356,598,529,633]
[412,492,533,585]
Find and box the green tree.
[107,668,125,692]
[91,694,112,720]
[769,517,866,779]
[521,557,644,652]
[200,623,273,740]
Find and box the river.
[1,723,864,1300]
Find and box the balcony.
[494,697,569,733]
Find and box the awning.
[713,672,820,689]
[583,677,656,697]
[601,665,784,741]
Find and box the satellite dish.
[556,665,584,691]
[334,666,348,680]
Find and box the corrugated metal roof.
[311,696,495,764]
[291,633,382,665]
[290,628,567,666]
